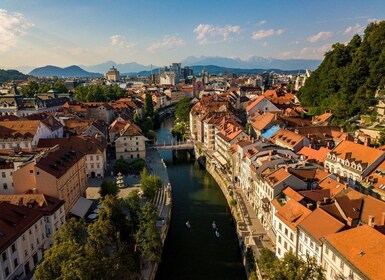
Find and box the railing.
[152,140,194,150]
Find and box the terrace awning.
[70,197,93,218]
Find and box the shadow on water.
[155,144,246,280]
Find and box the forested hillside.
[0,69,28,83]
[298,21,385,123]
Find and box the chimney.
[306,203,313,209]
[32,188,37,194]
[364,137,370,146]
[316,201,322,208]
[323,197,328,204]
[368,215,375,227]
[340,127,345,133]
[354,138,358,144]
[347,217,353,227]
[294,129,299,134]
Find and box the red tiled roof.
[323,225,385,279]
[299,208,345,241]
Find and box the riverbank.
[141,146,172,280]
[195,145,272,279]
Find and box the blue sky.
[0,0,384,68]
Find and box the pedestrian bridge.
[152,140,194,150]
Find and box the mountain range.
[23,56,321,78]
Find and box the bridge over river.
[152,140,194,151]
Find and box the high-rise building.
[105,66,120,81]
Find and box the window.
[96,155,99,160]
[332,253,336,262]
[31,243,34,250]
[22,235,25,241]
[29,170,33,173]
[284,241,287,250]
[14,258,18,267]
[36,238,40,245]
[279,223,282,231]
[90,156,93,160]
[299,244,303,253]
[325,247,329,255]
[24,250,28,257]
[2,252,7,262]
[305,237,308,244]
[284,228,288,236]
[310,241,314,249]
[290,232,294,241]
[278,248,281,255]
[340,261,344,270]
[3,183,7,190]
[11,243,16,253]
[33,253,38,266]
[1,172,5,178]
[5,267,9,277]
[315,246,319,253]
[278,236,281,244]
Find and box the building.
[115,121,147,161]
[270,129,310,152]
[322,225,385,280]
[13,145,87,215]
[273,199,312,258]
[324,140,385,185]
[0,193,65,248]
[105,66,120,81]
[0,120,63,151]
[297,208,345,263]
[0,202,46,280]
[38,135,107,179]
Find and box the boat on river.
[215,230,220,238]
[186,221,191,228]
[212,221,216,229]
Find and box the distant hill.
[131,65,306,77]
[29,65,102,78]
[0,69,28,83]
[181,56,321,71]
[82,60,155,74]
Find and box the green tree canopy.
[99,179,118,198]
[258,249,325,280]
[298,21,385,123]
[140,168,162,200]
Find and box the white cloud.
[251,28,285,40]
[307,31,333,43]
[110,35,136,49]
[256,20,266,26]
[300,43,332,56]
[262,41,268,47]
[0,9,33,52]
[368,18,380,23]
[344,23,365,35]
[193,24,241,45]
[147,36,186,52]
[110,35,125,47]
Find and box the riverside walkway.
[141,146,172,280]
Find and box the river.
[155,118,246,280]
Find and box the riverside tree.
[140,168,162,200]
[258,248,325,280]
[34,196,139,280]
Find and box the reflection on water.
[155,118,246,280]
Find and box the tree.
[298,20,385,124]
[136,202,162,262]
[125,190,142,231]
[113,158,129,175]
[144,93,154,118]
[35,197,139,280]
[140,168,162,200]
[34,219,89,280]
[99,179,118,198]
[258,249,325,280]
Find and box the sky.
[0,0,384,69]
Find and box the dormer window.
[332,155,336,161]
[357,164,362,171]
[345,160,350,167]
[351,162,356,169]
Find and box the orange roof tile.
[271,129,305,148]
[251,112,276,131]
[299,208,345,241]
[329,141,385,170]
[323,225,385,279]
[283,187,304,202]
[360,195,385,226]
[298,146,331,164]
[275,199,312,230]
[246,95,266,112]
[265,168,291,188]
